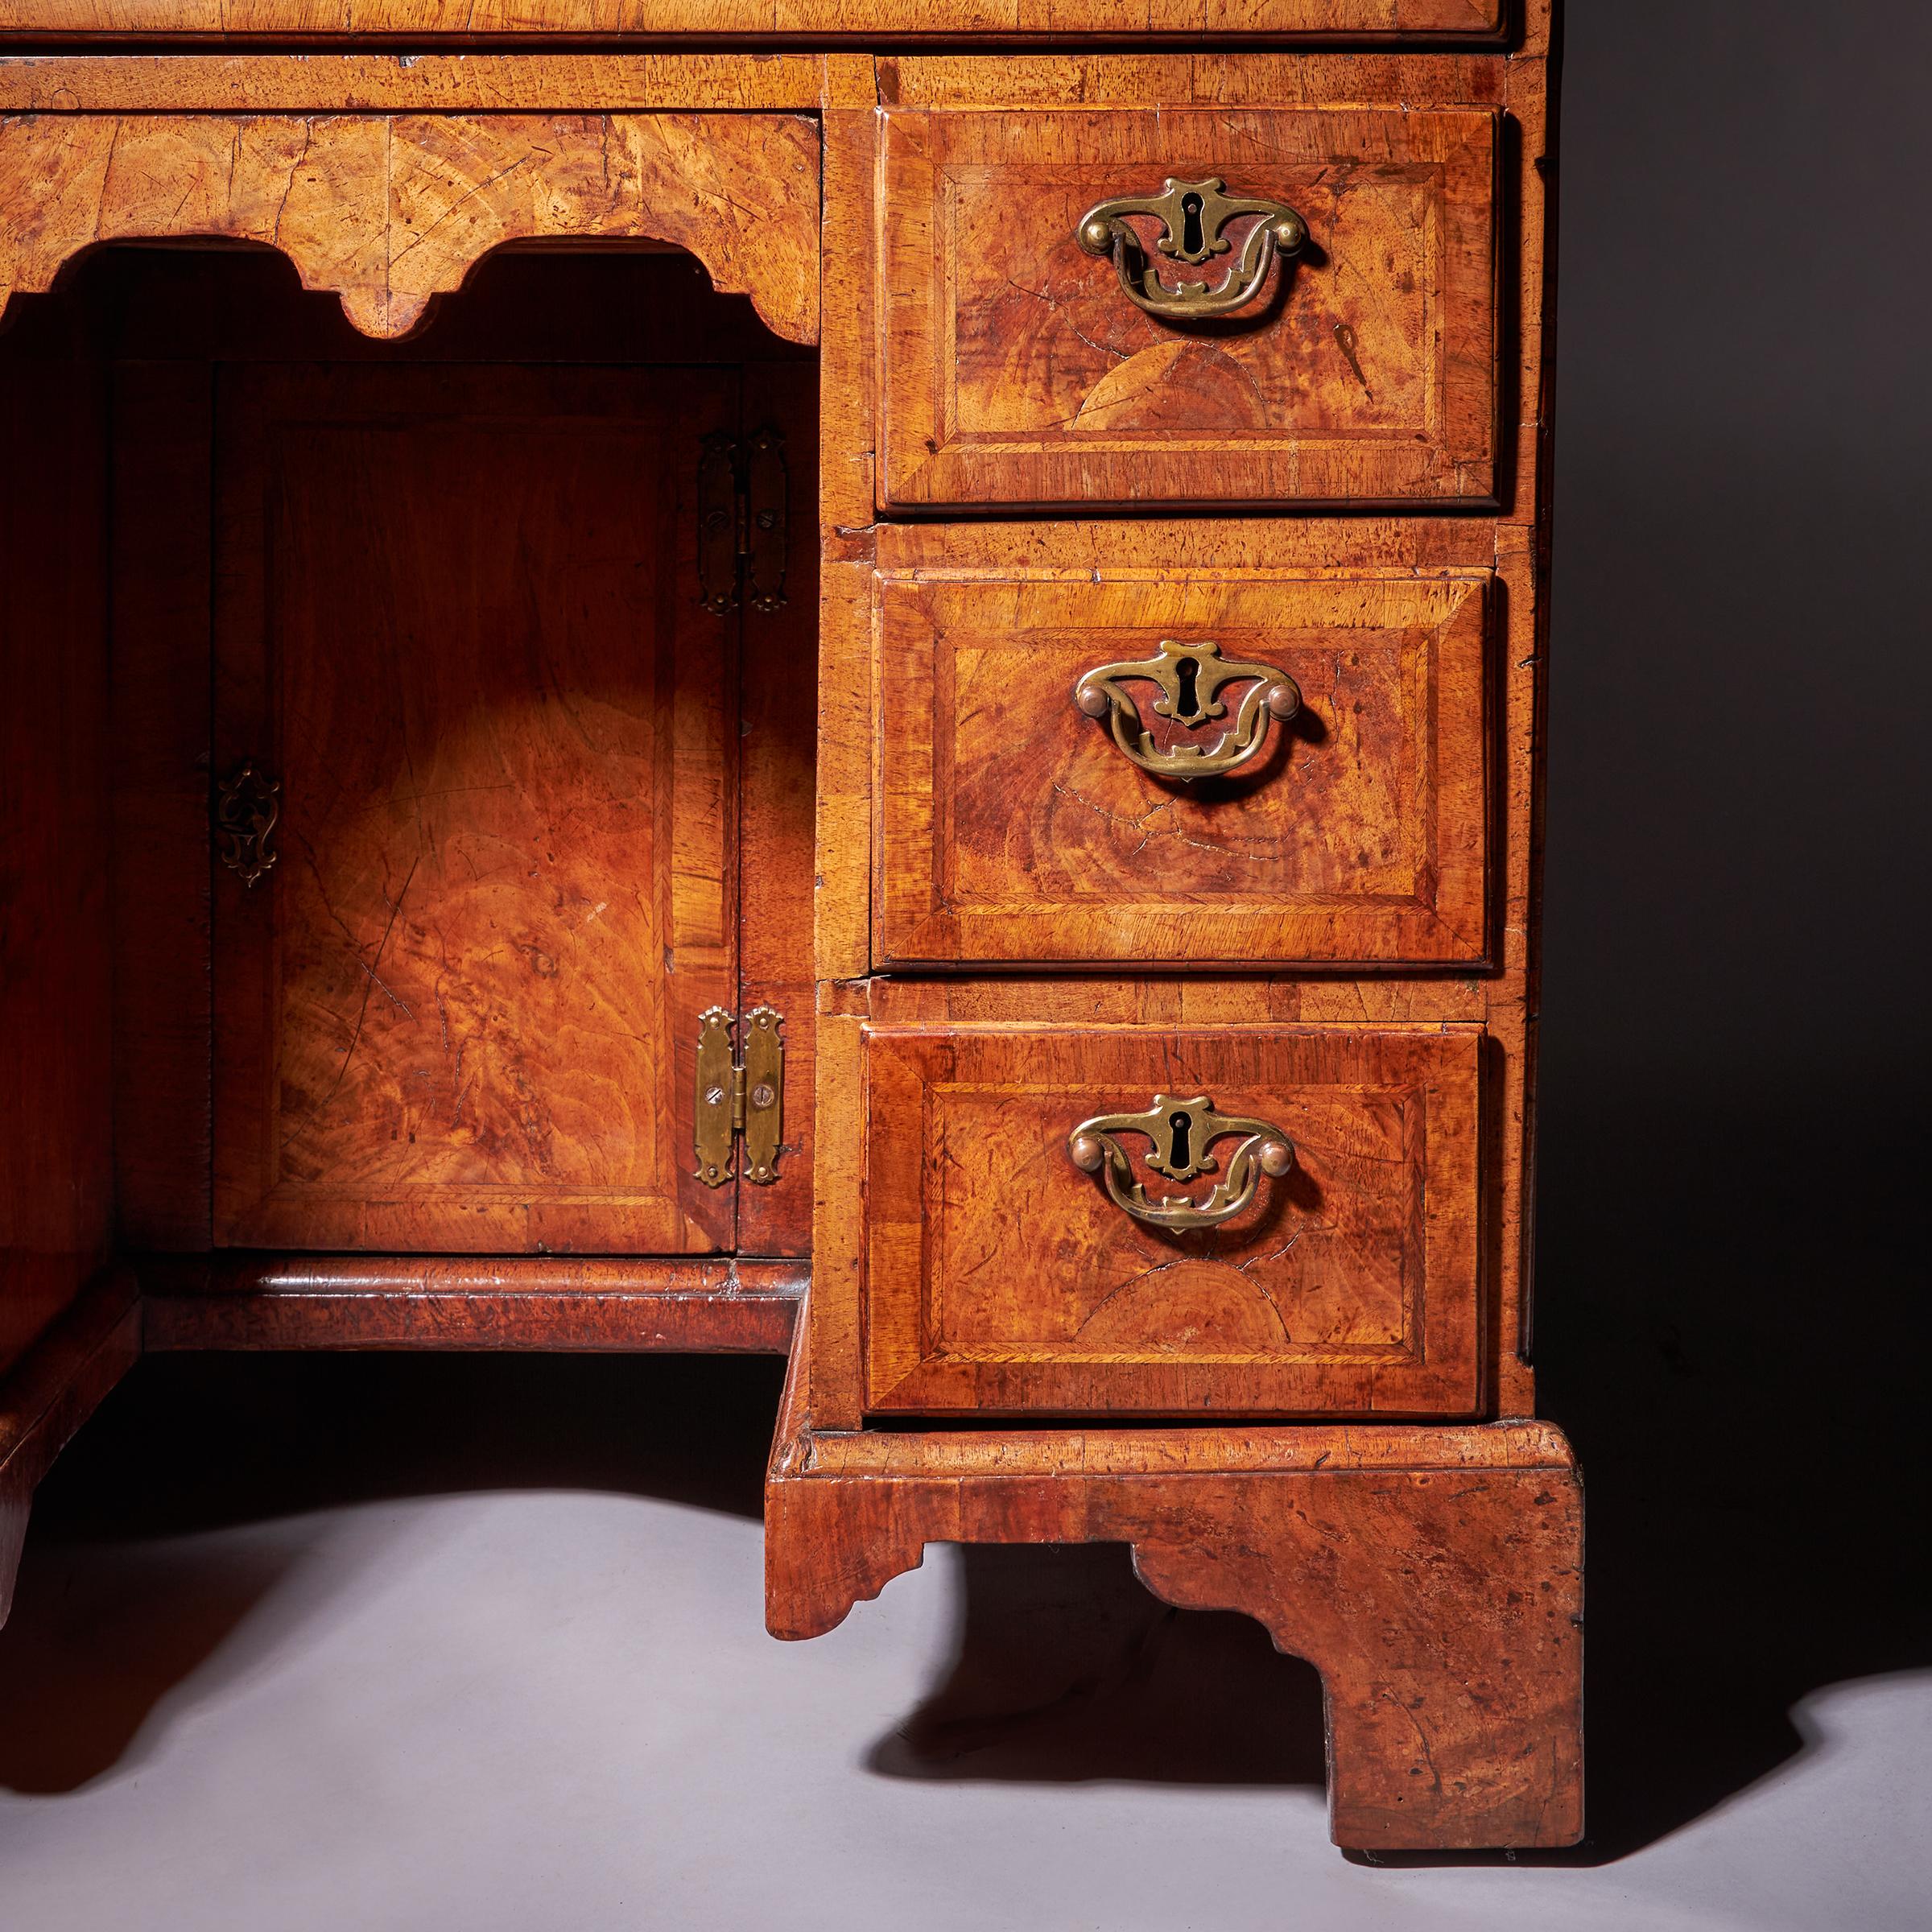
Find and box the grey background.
[2,1,1929,1921]
[1534,0,1931,1857]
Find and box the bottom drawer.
[862,1025,1482,1418]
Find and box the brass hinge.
[695,1005,785,1187]
[697,426,788,617]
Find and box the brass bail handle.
[1076,176,1308,324]
[1068,1094,1294,1232]
[1074,638,1300,782]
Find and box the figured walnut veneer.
[209,364,739,1254]
[0,2,1511,35]
[878,106,1500,509]
[861,1025,1482,1418]
[0,111,821,345]
[874,572,1491,967]
[767,1333,1582,1851]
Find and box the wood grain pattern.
[0,54,830,111]
[766,1336,1582,1851]
[881,49,1510,109]
[0,349,114,1377]
[812,88,881,986]
[867,975,1488,1028]
[0,2,1512,40]
[737,361,821,1258]
[875,571,1491,967]
[879,105,1498,509]
[109,362,215,1251]
[876,514,1496,576]
[211,363,737,1254]
[804,1007,866,1427]
[0,112,821,345]
[140,1254,801,1352]
[863,1025,1482,1418]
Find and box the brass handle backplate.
[1074,638,1300,782]
[1076,176,1308,324]
[1068,1093,1294,1232]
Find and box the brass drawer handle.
[1069,1094,1294,1232]
[1074,638,1300,782]
[1076,176,1307,324]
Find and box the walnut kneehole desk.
[0,0,1576,1854]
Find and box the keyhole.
[1167,1109,1194,1170]
[1179,193,1205,257]
[1174,655,1201,722]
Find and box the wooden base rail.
[0,1253,802,1630]
[138,1254,805,1353]
[3,1265,1580,1853]
[765,1328,1584,1852]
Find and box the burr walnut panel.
[873,570,1491,967]
[878,106,1499,509]
[0,2,1511,36]
[212,364,737,1255]
[0,111,821,346]
[862,1026,1482,1418]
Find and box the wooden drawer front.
[878,108,1498,510]
[875,572,1489,967]
[863,1026,1482,1418]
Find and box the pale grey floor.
[0,1357,1923,1932]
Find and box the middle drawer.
[874,569,1492,968]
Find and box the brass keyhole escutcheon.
[1073,638,1300,783]
[213,761,281,887]
[1178,192,1207,258]
[1076,175,1308,323]
[1068,1094,1294,1231]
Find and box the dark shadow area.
[0,1352,785,1791]
[1521,1098,1926,1864]
[867,1543,1327,1790]
[1521,0,1932,1864]
[25,1352,783,1541]
[1361,0,1932,1862]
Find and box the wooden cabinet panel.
[862,1026,1482,1418]
[212,364,737,1253]
[735,361,821,1259]
[879,107,1499,509]
[874,570,1490,967]
[0,4,1511,39]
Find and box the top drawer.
[878,107,1500,511]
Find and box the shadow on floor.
[1517,1093,1929,1864]
[4,1089,1924,1846]
[867,1542,1328,1790]
[865,1092,1930,1867]
[0,1352,784,1793]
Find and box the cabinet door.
[862,1025,1483,1418]
[875,570,1490,967]
[212,365,737,1253]
[879,107,1499,509]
